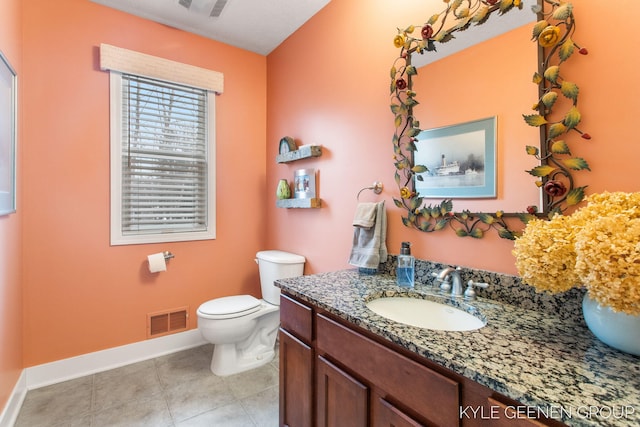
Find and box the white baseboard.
[0,370,26,427]
[25,329,206,390]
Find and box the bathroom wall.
[0,0,23,412]
[20,0,268,367]
[266,0,640,275]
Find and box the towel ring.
[357,181,383,201]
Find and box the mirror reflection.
[412,23,539,213]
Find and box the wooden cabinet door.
[316,355,369,427]
[279,328,314,427]
[372,396,426,427]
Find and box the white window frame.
[101,44,223,245]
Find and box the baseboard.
[25,329,206,390]
[0,370,26,427]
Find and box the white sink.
[366,297,486,331]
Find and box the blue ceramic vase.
[582,293,640,356]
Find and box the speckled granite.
[379,256,586,321]
[276,260,639,427]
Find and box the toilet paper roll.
[147,252,167,273]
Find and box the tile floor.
[15,344,279,427]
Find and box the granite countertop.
[276,268,640,427]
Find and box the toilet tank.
[256,250,306,305]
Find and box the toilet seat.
[198,295,261,319]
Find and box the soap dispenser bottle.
[397,242,415,287]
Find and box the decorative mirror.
[390,0,589,239]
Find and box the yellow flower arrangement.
[513,192,640,315]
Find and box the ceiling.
[90,0,332,55]
[412,6,536,67]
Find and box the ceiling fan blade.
[210,0,229,17]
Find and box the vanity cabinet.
[279,294,315,427]
[279,292,566,427]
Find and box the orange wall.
[0,0,23,411]
[20,0,267,366]
[266,0,640,275]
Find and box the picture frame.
[414,116,496,199]
[0,51,17,215]
[294,168,316,199]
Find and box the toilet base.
[208,311,280,376]
[210,343,275,376]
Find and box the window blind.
[121,74,208,235]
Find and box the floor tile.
[241,385,280,427]
[176,402,257,427]
[14,344,280,426]
[155,345,214,387]
[164,374,235,422]
[14,376,93,427]
[92,395,173,427]
[224,363,279,399]
[93,360,163,412]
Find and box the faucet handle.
[463,280,489,301]
[439,277,452,294]
[432,268,456,294]
[430,270,445,285]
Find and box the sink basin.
[366,297,486,331]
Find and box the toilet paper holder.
[163,251,175,260]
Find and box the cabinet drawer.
[484,397,555,427]
[317,313,460,427]
[280,293,313,343]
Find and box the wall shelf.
[276,145,322,163]
[276,198,321,209]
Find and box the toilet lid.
[198,295,261,317]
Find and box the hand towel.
[352,202,378,228]
[348,201,388,269]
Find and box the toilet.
[197,250,306,376]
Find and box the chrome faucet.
[432,266,464,297]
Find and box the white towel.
[348,201,388,269]
[352,202,378,228]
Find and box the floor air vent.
[147,307,189,338]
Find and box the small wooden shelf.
[276,145,322,163]
[276,198,321,209]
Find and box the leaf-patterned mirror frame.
[390,0,589,239]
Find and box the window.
[101,44,223,245]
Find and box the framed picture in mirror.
[414,116,496,199]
